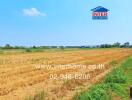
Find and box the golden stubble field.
[0,48,132,100]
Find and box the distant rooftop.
[91,6,109,12]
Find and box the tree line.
[0,42,132,49]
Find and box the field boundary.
[74,56,132,100]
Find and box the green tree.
[113,42,121,47]
[4,44,13,49]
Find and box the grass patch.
[109,60,118,66]
[104,68,127,84]
[0,50,4,54]
[25,49,32,52]
[25,48,45,52]
[25,91,45,100]
[74,57,132,100]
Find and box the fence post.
[130,86,132,100]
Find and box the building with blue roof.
[91,6,109,20]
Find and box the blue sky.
[0,0,132,46]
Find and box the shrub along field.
[76,57,132,100]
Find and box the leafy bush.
[121,57,132,70]
[107,83,126,97]
[78,84,110,100]
[75,83,126,100]
[104,68,127,84]
[25,49,32,52]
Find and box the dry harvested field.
[0,48,132,100]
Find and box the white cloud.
[22,8,47,16]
